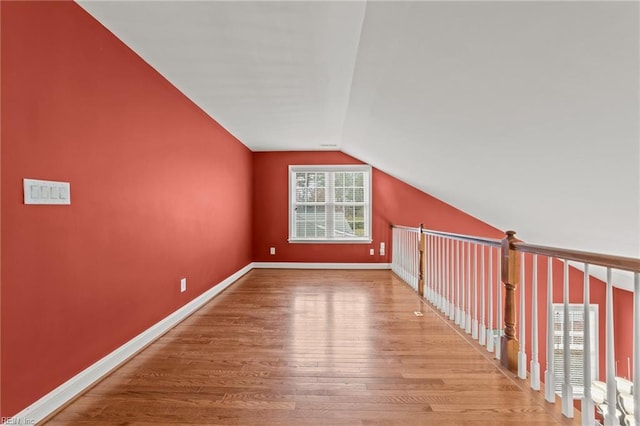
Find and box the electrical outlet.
[180,278,187,293]
[270,247,276,255]
[369,248,375,255]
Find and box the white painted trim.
[253,262,390,270]
[4,263,253,426]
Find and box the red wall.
[252,151,503,262]
[1,1,252,417]
[2,1,635,420]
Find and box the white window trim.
[288,164,373,244]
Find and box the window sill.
[288,238,373,244]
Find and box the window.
[553,303,598,399]
[289,165,372,243]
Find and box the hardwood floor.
[45,269,567,425]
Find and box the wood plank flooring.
[45,269,568,425]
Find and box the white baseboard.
[5,263,253,426]
[253,262,391,269]
[5,261,391,424]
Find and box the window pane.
[335,172,344,187]
[345,188,354,202]
[295,205,326,238]
[316,206,326,237]
[354,188,364,202]
[354,172,364,187]
[296,222,307,237]
[335,188,344,202]
[344,172,354,186]
[333,206,354,237]
[346,205,355,221]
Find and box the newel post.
[418,224,425,297]
[501,230,520,372]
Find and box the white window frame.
[288,164,372,243]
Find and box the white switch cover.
[270,247,276,255]
[370,248,375,255]
[380,242,385,256]
[180,278,187,293]
[24,179,70,205]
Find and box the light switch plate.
[24,179,71,205]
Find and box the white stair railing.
[511,237,640,426]
[391,224,640,425]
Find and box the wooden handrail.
[423,229,502,248]
[391,224,421,232]
[391,223,640,377]
[391,224,501,247]
[513,241,640,273]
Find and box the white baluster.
[417,232,421,291]
[391,229,395,273]
[405,231,410,287]
[399,230,404,282]
[433,235,438,305]
[544,257,555,403]
[429,234,434,303]
[408,231,412,286]
[633,272,640,426]
[391,230,395,273]
[424,234,431,302]
[487,246,494,353]
[530,254,540,390]
[519,252,527,380]
[604,267,616,426]
[443,237,448,314]
[466,242,472,334]
[582,263,593,426]
[413,231,417,288]
[412,231,416,290]
[431,235,435,304]
[562,260,574,418]
[449,239,455,320]
[460,241,467,330]
[496,248,502,360]
[455,240,461,326]
[438,237,443,311]
[479,245,487,346]
[472,244,479,339]
[397,230,401,276]
[399,231,404,282]
[408,231,412,288]
[443,237,449,315]
[405,231,409,285]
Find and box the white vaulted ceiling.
[77,1,639,258]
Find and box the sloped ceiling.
[77,0,639,258]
